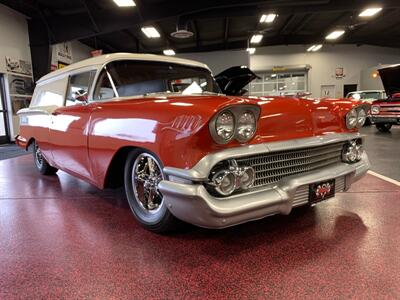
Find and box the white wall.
[250,45,400,97]
[177,49,250,75]
[0,4,31,73]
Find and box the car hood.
[214,66,260,96]
[108,94,356,145]
[378,64,400,97]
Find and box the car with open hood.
[346,90,386,125]
[370,64,400,132]
[16,53,370,232]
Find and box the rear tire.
[376,123,392,132]
[124,149,180,233]
[33,142,58,175]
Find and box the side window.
[93,69,116,101]
[66,71,95,106]
[30,77,67,107]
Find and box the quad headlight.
[236,111,257,143]
[346,109,358,129]
[210,106,260,144]
[356,109,367,128]
[215,111,235,143]
[346,108,367,129]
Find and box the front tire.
[33,142,58,175]
[124,149,179,233]
[376,123,392,132]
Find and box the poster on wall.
[57,62,69,69]
[335,67,345,79]
[5,57,32,76]
[56,42,73,64]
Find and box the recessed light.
[141,26,161,38]
[113,0,136,7]
[359,7,382,17]
[260,14,277,23]
[326,30,345,40]
[163,49,176,56]
[246,48,256,55]
[307,44,323,52]
[250,34,263,44]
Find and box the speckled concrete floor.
[360,125,400,181]
[0,155,399,299]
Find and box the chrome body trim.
[371,114,400,118]
[164,132,363,182]
[159,153,370,229]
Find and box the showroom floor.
[0,144,399,298]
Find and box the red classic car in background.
[16,53,370,232]
[370,64,400,132]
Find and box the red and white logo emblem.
[315,183,332,199]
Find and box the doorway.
[0,75,9,144]
[343,84,358,98]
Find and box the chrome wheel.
[132,153,164,215]
[34,144,44,169]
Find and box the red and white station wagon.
[16,53,370,232]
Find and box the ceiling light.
[246,48,256,55]
[260,14,277,23]
[359,7,382,17]
[141,26,161,38]
[307,44,323,52]
[312,44,323,51]
[250,34,263,44]
[113,0,136,7]
[163,49,176,56]
[326,30,345,40]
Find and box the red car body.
[16,53,370,230]
[18,95,358,189]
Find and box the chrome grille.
[380,106,400,113]
[236,142,345,188]
[292,177,346,207]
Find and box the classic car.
[346,90,386,102]
[346,90,386,125]
[370,64,400,132]
[16,53,370,232]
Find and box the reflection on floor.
[0,155,399,298]
[361,125,400,181]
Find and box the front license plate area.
[309,179,335,204]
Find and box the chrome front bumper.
[158,133,370,229]
[370,115,400,124]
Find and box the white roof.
[38,53,210,83]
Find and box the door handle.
[52,111,61,116]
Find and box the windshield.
[347,91,385,101]
[93,60,221,100]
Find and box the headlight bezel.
[345,106,369,129]
[209,105,260,144]
[236,110,257,143]
[356,108,367,128]
[214,110,236,144]
[346,108,358,129]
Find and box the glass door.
[0,75,9,144]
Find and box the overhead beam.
[224,17,230,49]
[80,0,100,33]
[11,0,400,46]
